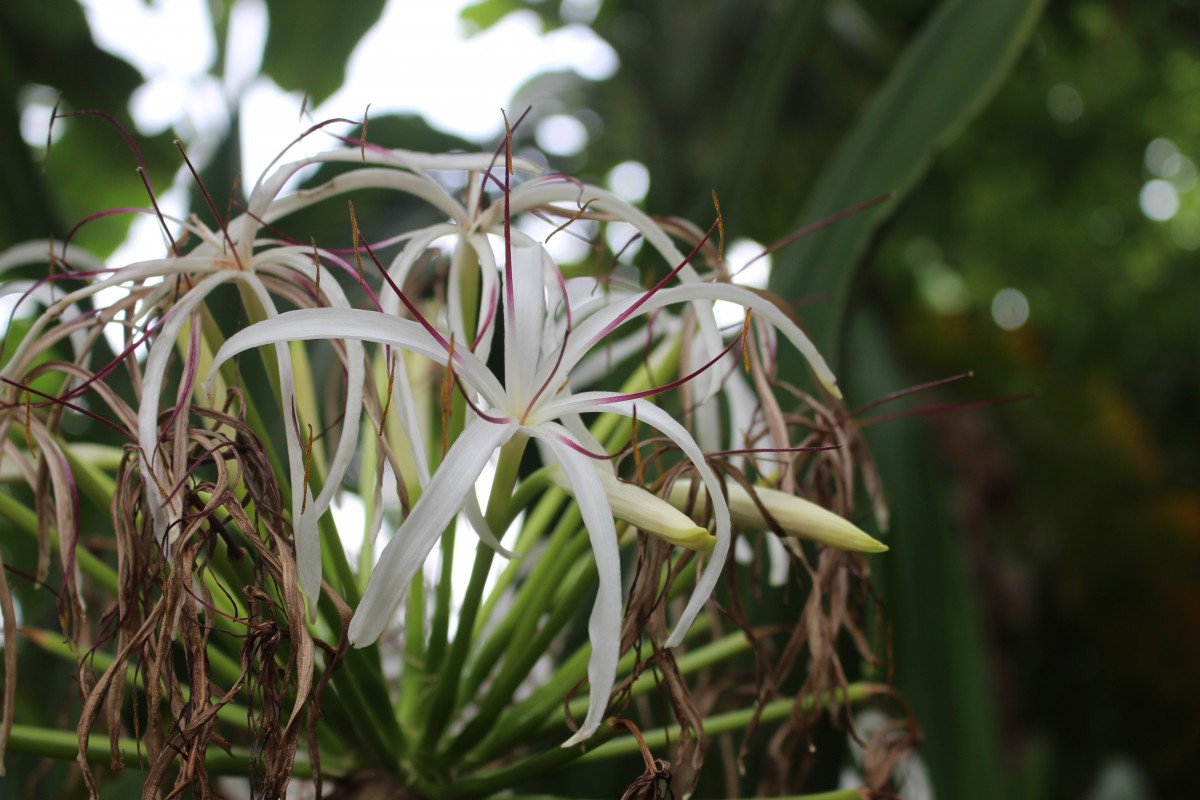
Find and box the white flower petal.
[463,485,518,560]
[204,308,507,410]
[540,394,731,649]
[557,283,841,398]
[349,419,517,646]
[504,236,549,405]
[503,182,725,397]
[138,272,239,549]
[541,435,622,747]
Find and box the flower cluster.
[0,119,886,780]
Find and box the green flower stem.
[286,339,330,480]
[577,683,883,764]
[468,554,705,764]
[453,469,560,712]
[357,409,382,592]
[557,629,752,730]
[460,501,582,708]
[444,533,595,762]
[4,723,314,779]
[308,649,403,770]
[418,436,528,759]
[321,619,406,766]
[499,795,865,800]
[0,444,117,484]
[23,628,250,730]
[398,569,426,729]
[425,392,468,672]
[0,488,118,595]
[317,510,362,608]
[466,595,709,768]
[471,469,559,638]
[417,730,614,800]
[197,306,289,489]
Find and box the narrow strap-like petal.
[348,419,517,647]
[205,308,507,409]
[541,434,623,747]
[540,394,731,648]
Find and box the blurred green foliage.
[2,0,1197,797]
[466,0,1200,796]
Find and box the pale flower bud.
[667,479,887,553]
[551,468,716,552]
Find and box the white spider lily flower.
[667,478,887,553]
[205,235,733,746]
[496,179,841,400]
[0,241,107,375]
[549,466,716,553]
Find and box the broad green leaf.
[771,0,1047,362]
[460,0,527,35]
[261,0,388,105]
[0,0,177,252]
[848,312,1007,800]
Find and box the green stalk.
[23,628,249,730]
[470,469,559,638]
[556,629,751,731]
[0,489,118,595]
[445,534,595,761]
[460,502,583,706]
[468,556,703,765]
[499,795,863,800]
[425,392,467,671]
[418,435,528,758]
[5,724,315,779]
[416,732,612,800]
[577,683,883,764]
[398,572,429,733]
[57,442,119,511]
[356,408,381,591]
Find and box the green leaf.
[771,0,1047,362]
[847,312,1007,800]
[261,0,389,105]
[459,0,528,36]
[0,0,177,252]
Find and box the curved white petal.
[503,235,550,406]
[254,170,469,248]
[540,434,623,747]
[378,223,461,318]
[463,485,518,559]
[205,308,507,410]
[255,251,368,529]
[540,394,731,648]
[247,148,539,221]
[555,282,840,398]
[138,272,239,549]
[502,182,725,397]
[464,233,502,363]
[349,419,517,646]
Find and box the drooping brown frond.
[70,398,337,800]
